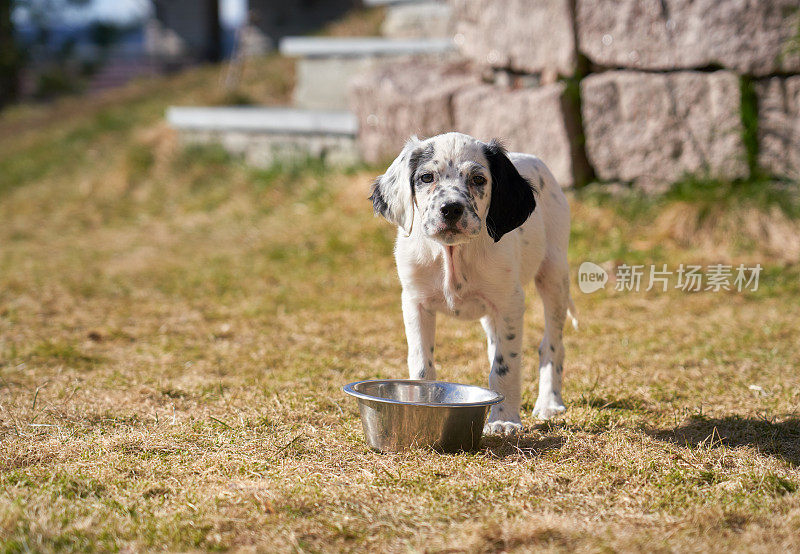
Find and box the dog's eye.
[420,173,435,183]
[472,175,487,186]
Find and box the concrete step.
[278,36,453,58]
[166,106,359,167]
[278,36,455,109]
[167,106,358,135]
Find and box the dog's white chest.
[414,249,498,320]
[423,291,488,320]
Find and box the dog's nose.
[440,202,464,223]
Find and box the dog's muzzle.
[439,202,464,224]
[424,200,480,245]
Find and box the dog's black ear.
[369,136,423,233]
[484,139,536,242]
[369,177,391,219]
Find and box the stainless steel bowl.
[343,379,504,453]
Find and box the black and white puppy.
[371,132,577,435]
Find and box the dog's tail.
[566,295,579,331]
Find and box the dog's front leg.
[482,292,525,435]
[532,263,569,420]
[401,292,436,380]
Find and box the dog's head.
[370,133,536,244]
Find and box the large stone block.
[577,0,800,76]
[452,83,589,188]
[758,76,800,181]
[450,0,576,77]
[293,52,455,110]
[349,61,480,163]
[581,71,747,185]
[281,37,456,110]
[295,57,382,110]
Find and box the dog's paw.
[532,395,567,420]
[483,419,522,436]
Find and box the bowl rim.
[342,379,504,408]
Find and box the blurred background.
[1,0,798,192]
[1,0,355,99]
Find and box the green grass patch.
[25,340,102,369]
[664,176,800,220]
[740,76,760,178]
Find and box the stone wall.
[350,0,800,188]
[581,71,747,186]
[757,76,800,181]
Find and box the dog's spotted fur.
[370,133,577,435]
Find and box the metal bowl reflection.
[343,379,504,453]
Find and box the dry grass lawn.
[2,54,800,553]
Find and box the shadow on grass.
[478,395,649,459]
[478,410,800,464]
[480,434,566,459]
[648,415,800,466]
